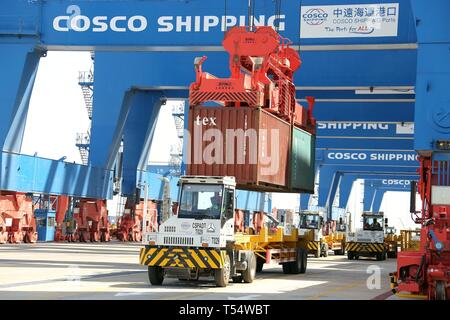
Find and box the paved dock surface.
[0,242,406,300]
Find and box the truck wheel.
[322,244,329,257]
[435,281,447,300]
[148,266,164,285]
[290,248,304,274]
[376,252,383,261]
[299,249,307,274]
[214,254,231,287]
[314,247,321,258]
[347,252,354,260]
[282,263,292,274]
[242,252,257,283]
[256,257,265,273]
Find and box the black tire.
[256,257,265,273]
[214,254,231,287]
[314,247,321,258]
[376,252,383,261]
[322,244,329,257]
[347,252,353,260]
[242,252,257,283]
[148,266,164,285]
[387,251,397,259]
[232,275,243,283]
[334,250,340,255]
[290,248,304,274]
[282,263,292,274]
[435,280,447,300]
[299,248,307,274]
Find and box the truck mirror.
[339,217,343,224]
[410,181,417,213]
[384,218,388,224]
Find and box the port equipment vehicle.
[388,0,450,300]
[399,229,421,252]
[139,176,307,287]
[0,192,37,244]
[384,226,399,258]
[298,210,346,257]
[73,198,110,242]
[117,198,158,242]
[346,212,388,261]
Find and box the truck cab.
[346,212,387,261]
[147,176,236,249]
[298,210,326,257]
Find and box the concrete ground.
[0,242,407,300]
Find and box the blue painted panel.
[1,152,113,199]
[296,49,416,87]
[0,45,40,152]
[317,138,414,150]
[318,149,419,167]
[312,102,414,122]
[410,0,450,43]
[317,122,414,138]
[236,190,271,212]
[122,91,163,196]
[414,44,450,153]
[0,1,40,37]
[35,0,415,47]
[141,172,179,201]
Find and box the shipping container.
[290,126,316,193]
[186,106,290,191]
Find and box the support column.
[363,182,377,212]
[122,91,163,197]
[0,45,42,152]
[318,166,342,219]
[339,175,356,209]
[372,189,386,212]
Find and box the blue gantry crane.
[0,0,435,248]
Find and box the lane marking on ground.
[0,270,145,289]
[306,280,366,300]
[228,295,261,300]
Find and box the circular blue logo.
[432,102,450,129]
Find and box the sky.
[21,52,420,232]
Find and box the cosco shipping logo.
[302,8,328,25]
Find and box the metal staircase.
[76,53,95,165]
[78,70,94,120]
[75,133,90,165]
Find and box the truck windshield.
[179,184,223,219]
[363,216,383,231]
[300,214,320,229]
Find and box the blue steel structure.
[0,1,422,216]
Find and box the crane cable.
[275,0,281,32]
[248,0,256,31]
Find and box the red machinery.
[190,26,315,134]
[117,199,158,242]
[54,195,70,242]
[73,199,110,242]
[391,157,450,300]
[0,191,37,244]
